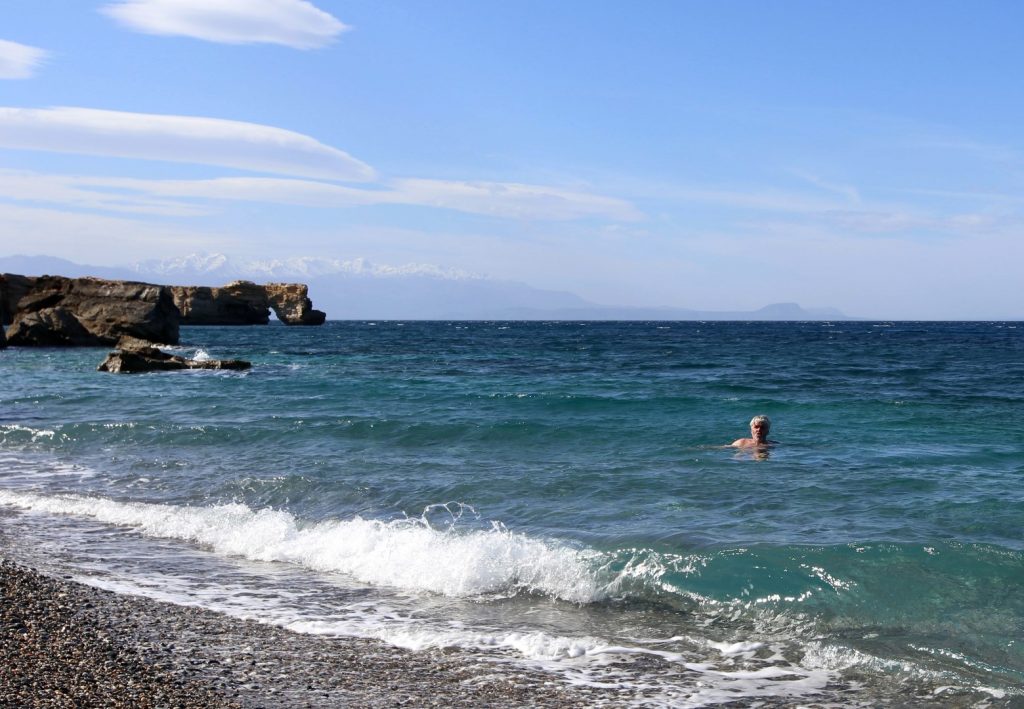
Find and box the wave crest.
[0,492,603,603]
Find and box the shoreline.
[0,559,611,708]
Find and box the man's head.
[749,415,771,434]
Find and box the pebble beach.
[0,559,612,708]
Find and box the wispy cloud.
[0,107,375,182]
[911,137,1020,165]
[900,187,1024,206]
[789,170,862,204]
[0,203,239,261]
[660,186,843,213]
[387,178,644,221]
[99,0,348,49]
[0,170,641,222]
[739,207,1011,241]
[0,106,640,222]
[0,39,49,79]
[0,170,212,216]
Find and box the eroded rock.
[170,280,325,325]
[3,275,179,347]
[169,281,270,325]
[1,274,324,348]
[98,346,251,373]
[266,283,326,325]
[0,273,33,325]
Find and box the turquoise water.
[1,321,1022,705]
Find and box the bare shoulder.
[730,438,753,448]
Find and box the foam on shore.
[0,491,603,602]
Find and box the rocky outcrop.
[1,274,325,348]
[0,273,33,325]
[170,281,325,326]
[2,275,179,347]
[266,283,326,325]
[169,282,271,325]
[98,346,251,373]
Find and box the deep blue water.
[1,321,1022,706]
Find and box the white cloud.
[0,203,241,262]
[0,170,211,216]
[388,178,644,221]
[0,39,49,79]
[0,170,641,223]
[789,170,862,204]
[100,0,348,49]
[0,107,376,182]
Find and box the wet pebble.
[1,559,611,707]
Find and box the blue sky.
[1,0,1022,318]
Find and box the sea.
[1,320,1021,707]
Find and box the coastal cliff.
[0,274,179,346]
[169,281,270,325]
[1,274,326,348]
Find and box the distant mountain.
[0,254,139,281]
[130,254,481,285]
[482,302,850,321]
[0,253,853,320]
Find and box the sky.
[1,0,1022,319]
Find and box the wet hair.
[749,415,771,430]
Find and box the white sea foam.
[0,491,603,603]
[0,455,97,481]
[0,424,58,441]
[81,571,835,707]
[0,490,851,706]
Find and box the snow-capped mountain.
[130,254,481,284]
[132,253,234,279]
[239,257,481,282]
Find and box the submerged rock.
[2,275,179,347]
[98,346,251,373]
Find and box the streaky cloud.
[0,107,376,182]
[0,171,642,223]
[0,39,49,79]
[99,0,347,49]
[0,202,234,260]
[388,178,644,221]
[0,170,211,216]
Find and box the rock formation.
[98,346,251,373]
[169,281,325,326]
[265,283,327,325]
[169,282,271,325]
[2,275,179,347]
[1,274,325,348]
[0,273,33,325]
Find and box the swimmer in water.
[730,415,777,448]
